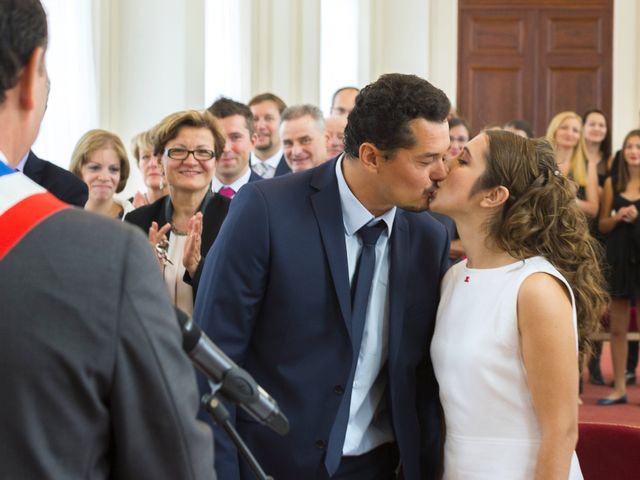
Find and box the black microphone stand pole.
[202,392,274,480]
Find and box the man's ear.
[358,142,381,171]
[480,185,510,208]
[18,47,45,111]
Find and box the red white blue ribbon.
[0,162,69,260]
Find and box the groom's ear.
[359,142,382,171]
[480,185,510,209]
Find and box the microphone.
[174,308,289,435]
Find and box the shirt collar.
[335,154,396,236]
[212,164,252,193]
[15,152,29,172]
[250,149,283,169]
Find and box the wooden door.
[457,0,612,137]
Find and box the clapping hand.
[149,221,172,266]
[183,212,203,277]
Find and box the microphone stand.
[202,391,274,480]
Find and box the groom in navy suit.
[194,73,452,479]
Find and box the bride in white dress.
[429,131,608,479]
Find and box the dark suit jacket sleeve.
[54,173,88,207]
[193,184,270,479]
[183,195,230,299]
[417,225,450,480]
[110,227,215,480]
[24,152,88,207]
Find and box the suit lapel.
[309,161,352,337]
[274,154,292,176]
[388,212,409,371]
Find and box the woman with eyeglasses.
[125,110,230,314]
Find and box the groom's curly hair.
[343,73,450,158]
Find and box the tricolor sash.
[0,161,70,260]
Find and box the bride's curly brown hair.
[478,130,609,354]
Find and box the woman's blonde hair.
[70,129,130,193]
[478,130,608,354]
[130,129,156,165]
[545,111,589,187]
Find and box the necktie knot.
[357,222,386,247]
[218,186,235,198]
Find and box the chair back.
[577,422,640,479]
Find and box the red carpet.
[580,343,640,426]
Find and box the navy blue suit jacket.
[274,154,291,176]
[247,169,263,183]
[194,159,449,479]
[23,151,88,207]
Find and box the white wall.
[95,0,205,196]
[612,0,640,150]
[94,0,636,193]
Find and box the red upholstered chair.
[577,423,640,480]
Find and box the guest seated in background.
[19,149,88,206]
[324,114,347,160]
[597,129,640,406]
[546,111,599,218]
[503,119,533,138]
[329,86,359,117]
[248,93,291,178]
[281,104,327,172]
[130,129,169,208]
[430,130,607,479]
[70,129,133,219]
[124,110,230,314]
[207,96,262,199]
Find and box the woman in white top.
[429,130,608,479]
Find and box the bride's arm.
[518,272,579,480]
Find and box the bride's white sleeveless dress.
[431,256,583,479]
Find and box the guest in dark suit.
[207,96,262,199]
[0,2,215,478]
[194,73,452,479]
[125,110,230,314]
[248,92,291,178]
[21,150,88,206]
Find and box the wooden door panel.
[543,13,604,54]
[458,9,533,133]
[468,67,524,127]
[546,66,602,116]
[458,1,612,138]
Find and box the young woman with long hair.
[430,130,608,479]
